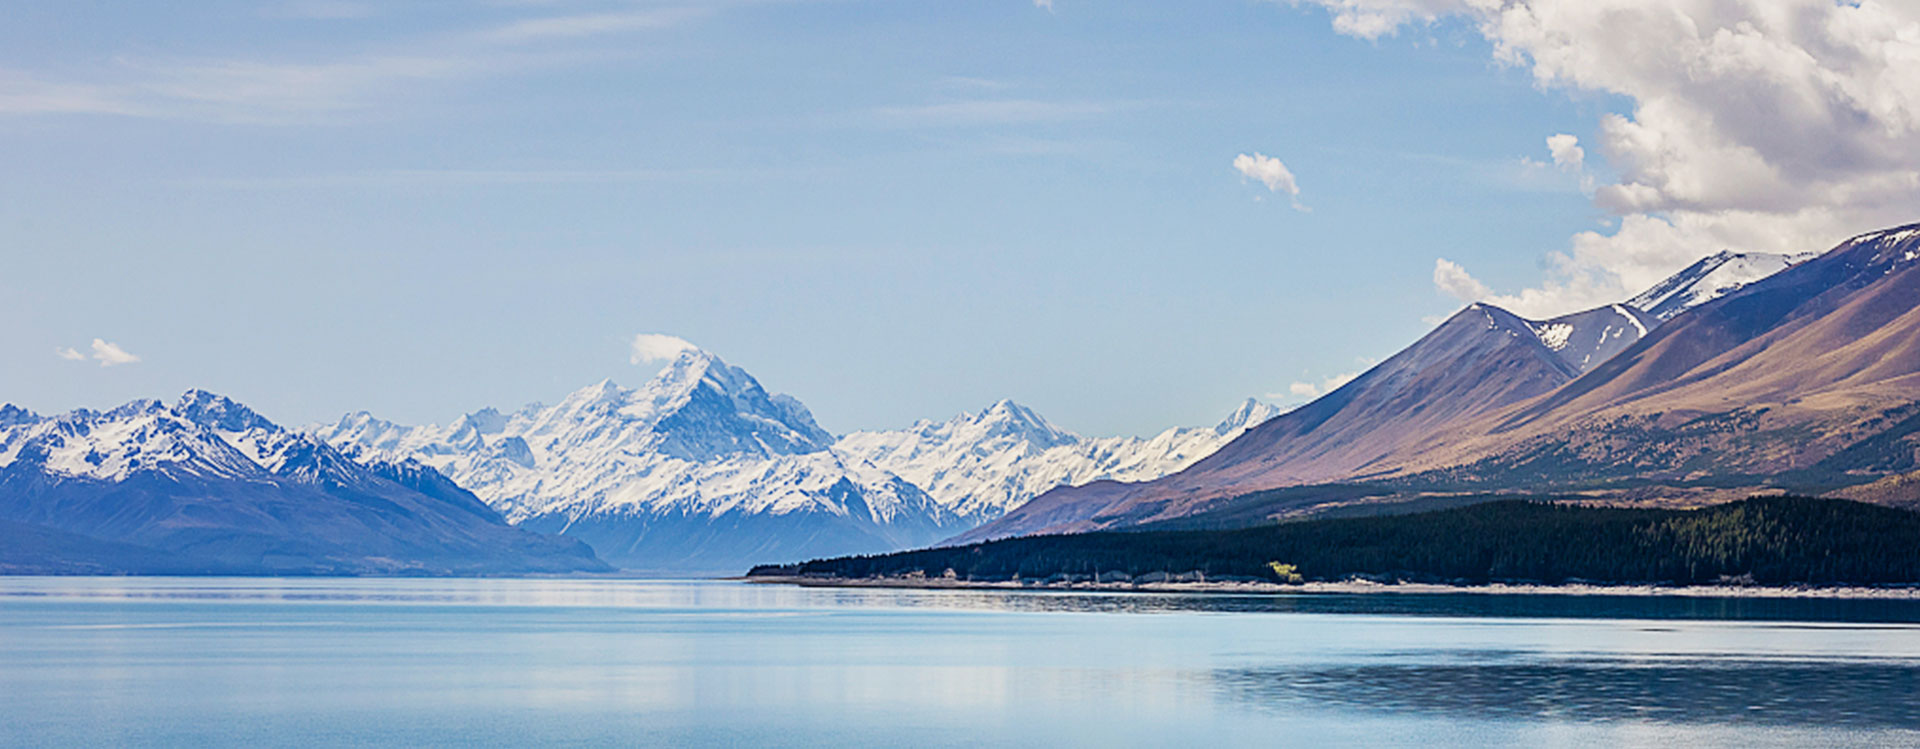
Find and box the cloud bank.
[1292,0,1920,317]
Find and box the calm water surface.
[3,577,1919,747]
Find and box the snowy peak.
[176,389,277,434]
[637,349,835,460]
[0,399,265,482]
[316,411,417,455]
[1214,398,1284,437]
[0,404,39,428]
[1435,300,1656,378]
[1836,223,1920,271]
[1526,304,1656,375]
[0,390,415,492]
[969,399,1081,449]
[1627,250,1817,322]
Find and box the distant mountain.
[958,236,1840,541]
[835,398,1283,522]
[1627,250,1817,321]
[0,391,607,575]
[312,348,965,574]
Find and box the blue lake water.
[4,578,1920,747]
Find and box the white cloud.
[1293,0,1473,40]
[1297,0,1920,317]
[1035,0,1055,11]
[1432,258,1492,304]
[1233,152,1307,210]
[88,339,140,367]
[1276,370,1361,401]
[54,347,85,361]
[630,333,700,364]
[1545,133,1583,171]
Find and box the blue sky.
[5,0,1913,437]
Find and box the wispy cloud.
[871,98,1125,127]
[0,71,143,117]
[267,1,378,20]
[54,347,86,361]
[179,164,827,190]
[0,7,705,125]
[475,9,704,44]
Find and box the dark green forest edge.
[749,497,1920,587]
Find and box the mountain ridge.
[0,391,607,575]
[957,228,1908,542]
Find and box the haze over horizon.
[4,0,1916,438]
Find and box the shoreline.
[744,575,1920,600]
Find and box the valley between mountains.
[6,224,1920,576]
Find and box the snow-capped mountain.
[1462,253,1814,378]
[310,344,1283,570]
[311,347,964,573]
[834,398,1284,522]
[0,391,605,574]
[1627,250,1818,321]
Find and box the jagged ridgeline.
[755,497,1920,586]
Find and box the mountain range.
[0,391,607,574]
[961,231,1915,542]
[307,349,1281,573]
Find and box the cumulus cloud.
[1233,152,1307,210]
[1297,0,1472,40]
[60,339,141,367]
[630,333,700,364]
[1034,0,1054,10]
[1432,258,1493,304]
[1295,0,1920,317]
[1545,133,1583,171]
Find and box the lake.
[4,577,1919,747]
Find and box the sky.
[3,0,1917,438]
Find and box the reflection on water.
[5,576,1920,622]
[1224,653,1920,728]
[4,577,1920,747]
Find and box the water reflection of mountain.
[1222,653,1920,728]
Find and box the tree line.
[752,497,1920,586]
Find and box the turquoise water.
[4,578,1919,747]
